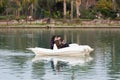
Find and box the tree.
[95,0,116,19]
[21,0,31,22]
[70,0,73,21]
[0,0,4,7]
[63,0,67,21]
[0,0,10,25]
[115,0,120,9]
[0,0,8,7]
[86,0,96,9]
[12,0,21,19]
[0,0,9,14]
[76,0,81,18]
[29,0,39,18]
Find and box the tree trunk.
[31,3,34,17]
[6,9,9,25]
[86,0,96,9]
[86,0,89,9]
[71,0,73,21]
[112,0,116,11]
[63,0,66,22]
[76,0,81,18]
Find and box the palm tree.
[0,0,3,7]
[21,0,29,22]
[71,0,74,21]
[115,0,120,9]
[0,0,9,8]
[0,0,9,14]
[13,0,21,19]
[76,0,81,18]
[29,0,38,18]
[112,0,119,11]
[63,0,67,21]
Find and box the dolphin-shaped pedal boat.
[27,43,94,57]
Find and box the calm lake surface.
[0,28,120,80]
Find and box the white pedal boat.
[27,43,94,57]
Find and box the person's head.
[57,35,62,40]
[54,36,58,41]
[51,35,56,41]
[51,35,58,42]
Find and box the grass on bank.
[0,15,120,27]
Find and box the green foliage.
[95,0,117,19]
[115,0,120,9]
[98,8,117,19]
[0,0,119,20]
[80,8,96,19]
[0,16,6,20]
[0,15,14,20]
[53,11,61,18]
[0,7,5,14]
[52,1,70,18]
[96,0,113,10]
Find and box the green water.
[0,29,120,80]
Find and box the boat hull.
[27,44,94,57]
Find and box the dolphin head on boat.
[53,44,58,50]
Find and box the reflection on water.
[32,55,93,66]
[0,29,120,80]
[32,55,93,72]
[31,56,94,80]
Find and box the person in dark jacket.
[50,35,69,49]
[50,35,57,49]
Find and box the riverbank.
[0,19,120,29]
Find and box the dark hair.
[57,35,63,41]
[50,35,56,49]
[51,35,56,42]
[56,35,62,38]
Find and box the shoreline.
[1,26,120,30]
[0,26,120,29]
[0,24,120,29]
[0,19,120,29]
